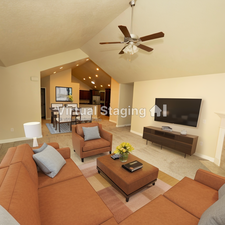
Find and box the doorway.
[41,88,46,119]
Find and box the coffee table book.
[122,160,143,172]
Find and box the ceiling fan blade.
[137,44,153,52]
[100,41,125,45]
[118,25,131,38]
[140,32,164,42]
[119,46,127,54]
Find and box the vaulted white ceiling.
[81,0,225,83]
[1,0,225,84]
[0,0,129,66]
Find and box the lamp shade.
[23,122,42,138]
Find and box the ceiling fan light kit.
[100,0,164,55]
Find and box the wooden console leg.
[81,158,84,162]
[109,151,111,154]
[126,197,129,202]
[146,140,148,145]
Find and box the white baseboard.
[214,158,220,166]
[116,124,131,128]
[109,120,117,124]
[130,130,142,136]
[0,136,43,144]
[194,152,214,162]
[0,137,32,144]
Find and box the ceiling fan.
[100,0,165,55]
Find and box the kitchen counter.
[79,104,101,119]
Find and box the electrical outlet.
[11,128,14,132]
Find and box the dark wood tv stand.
[143,126,198,157]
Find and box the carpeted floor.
[78,160,171,223]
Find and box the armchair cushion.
[83,138,111,152]
[76,122,100,138]
[33,145,66,178]
[82,126,101,141]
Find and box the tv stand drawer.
[143,126,198,156]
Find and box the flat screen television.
[154,98,202,127]
[55,86,72,102]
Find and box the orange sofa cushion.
[0,163,41,225]
[83,138,111,152]
[38,159,83,189]
[164,177,218,219]
[119,195,199,225]
[38,176,113,225]
[0,144,38,187]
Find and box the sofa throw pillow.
[0,205,20,225]
[82,126,101,141]
[198,194,225,225]
[33,142,47,153]
[218,184,225,199]
[33,145,66,178]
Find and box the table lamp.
[23,122,42,147]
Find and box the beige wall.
[131,73,225,160]
[41,76,50,119]
[117,83,133,127]
[50,69,79,106]
[0,49,88,141]
[109,78,120,123]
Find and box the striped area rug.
[78,161,172,223]
[46,123,71,134]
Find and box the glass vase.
[120,153,129,162]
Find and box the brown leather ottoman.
[97,154,159,202]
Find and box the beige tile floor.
[1,116,225,182]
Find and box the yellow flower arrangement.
[114,142,134,155]
[68,95,73,102]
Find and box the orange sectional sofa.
[0,143,116,225]
[1,142,225,225]
[120,169,225,225]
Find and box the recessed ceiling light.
[94,86,97,88]
[83,78,86,80]
[96,68,99,71]
[89,77,91,79]
[76,64,79,66]
[60,67,63,69]
[86,58,89,61]
[100,85,103,87]
[95,74,98,77]
[108,84,110,87]
[53,71,56,74]
[91,81,95,84]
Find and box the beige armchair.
[72,122,112,162]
